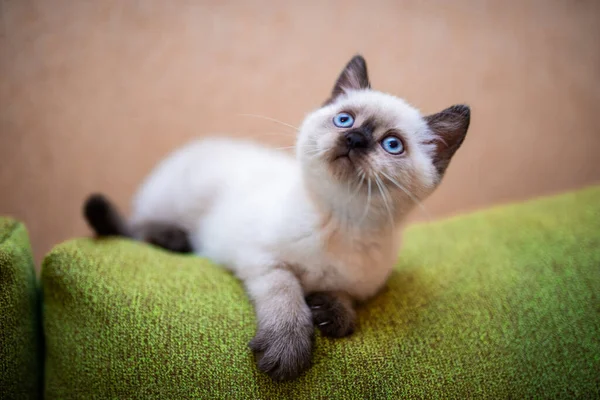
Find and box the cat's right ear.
[324,55,371,105]
[425,104,471,177]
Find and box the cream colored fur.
[129,88,438,304]
[81,52,470,380]
[122,56,470,379]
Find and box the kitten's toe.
[249,325,313,381]
[248,332,268,353]
[306,292,356,338]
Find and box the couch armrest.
[42,186,600,398]
[0,217,43,399]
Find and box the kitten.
[83,55,470,381]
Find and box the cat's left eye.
[333,112,354,128]
[381,136,404,155]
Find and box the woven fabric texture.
[0,217,43,399]
[42,186,600,399]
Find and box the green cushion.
[41,186,600,399]
[0,217,43,399]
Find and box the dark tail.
[83,193,193,253]
[83,194,130,237]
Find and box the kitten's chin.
[326,153,364,183]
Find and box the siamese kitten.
[84,55,470,381]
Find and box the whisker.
[304,146,321,153]
[306,151,324,159]
[359,178,372,225]
[304,149,322,156]
[346,171,365,206]
[297,142,319,152]
[353,172,366,197]
[374,174,394,230]
[379,171,432,221]
[343,178,355,234]
[237,113,299,132]
[272,145,298,150]
[275,142,322,156]
[346,175,353,200]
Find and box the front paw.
[306,292,356,338]
[249,325,314,381]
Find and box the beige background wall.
[1,0,599,264]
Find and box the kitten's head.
[296,55,470,222]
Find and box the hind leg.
[137,222,193,253]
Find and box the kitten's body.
[84,55,471,381]
[130,137,397,300]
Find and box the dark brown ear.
[425,104,471,176]
[324,55,371,105]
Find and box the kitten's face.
[296,55,470,219]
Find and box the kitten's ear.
[425,104,471,176]
[325,55,371,105]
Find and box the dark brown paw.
[144,223,193,253]
[249,325,313,381]
[305,292,356,338]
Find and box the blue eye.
[333,112,354,128]
[381,136,404,154]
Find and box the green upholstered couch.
[2,186,599,399]
[0,218,43,399]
